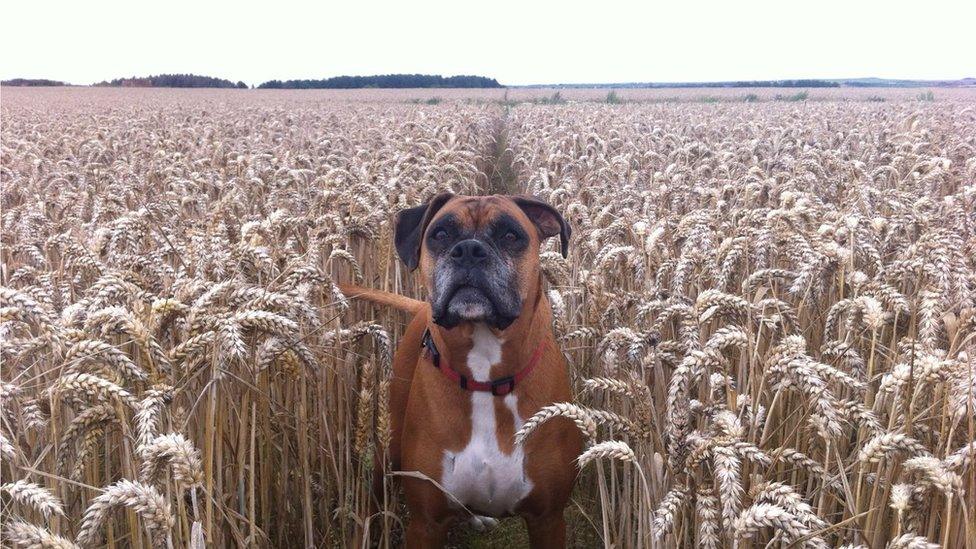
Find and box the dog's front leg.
[525,513,567,549]
[404,515,451,548]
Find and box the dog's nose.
[449,239,488,266]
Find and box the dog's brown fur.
[342,194,582,548]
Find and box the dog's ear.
[394,192,454,271]
[512,195,572,258]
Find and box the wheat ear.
[76,479,174,548]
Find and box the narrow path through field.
[483,106,522,195]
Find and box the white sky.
[2,0,973,86]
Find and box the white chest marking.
[440,324,534,517]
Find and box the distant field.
[4,85,976,106]
[1,88,974,548]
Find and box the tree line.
[4,73,502,89]
[2,78,70,86]
[257,74,502,89]
[12,75,967,90]
[94,74,248,88]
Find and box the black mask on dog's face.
[394,193,571,330]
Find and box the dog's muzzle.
[430,239,521,329]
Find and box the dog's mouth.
[432,281,519,330]
[447,285,494,320]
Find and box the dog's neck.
[427,285,552,381]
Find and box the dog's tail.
[338,283,425,314]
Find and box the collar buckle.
[490,375,516,396]
[421,329,439,363]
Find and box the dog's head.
[394,193,570,330]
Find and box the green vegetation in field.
[536,91,566,105]
[775,90,809,101]
[605,91,623,104]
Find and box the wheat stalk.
[577,440,636,467]
[4,520,80,549]
[140,433,204,490]
[515,403,598,445]
[76,479,174,548]
[1,480,66,518]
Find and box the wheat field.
[1,87,974,548]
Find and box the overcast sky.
[3,0,973,86]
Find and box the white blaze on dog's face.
[394,194,570,330]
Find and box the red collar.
[421,328,545,396]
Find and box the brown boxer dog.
[341,193,583,548]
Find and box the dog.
[341,193,583,548]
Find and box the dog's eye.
[431,228,449,241]
[502,230,519,242]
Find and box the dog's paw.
[467,515,499,532]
